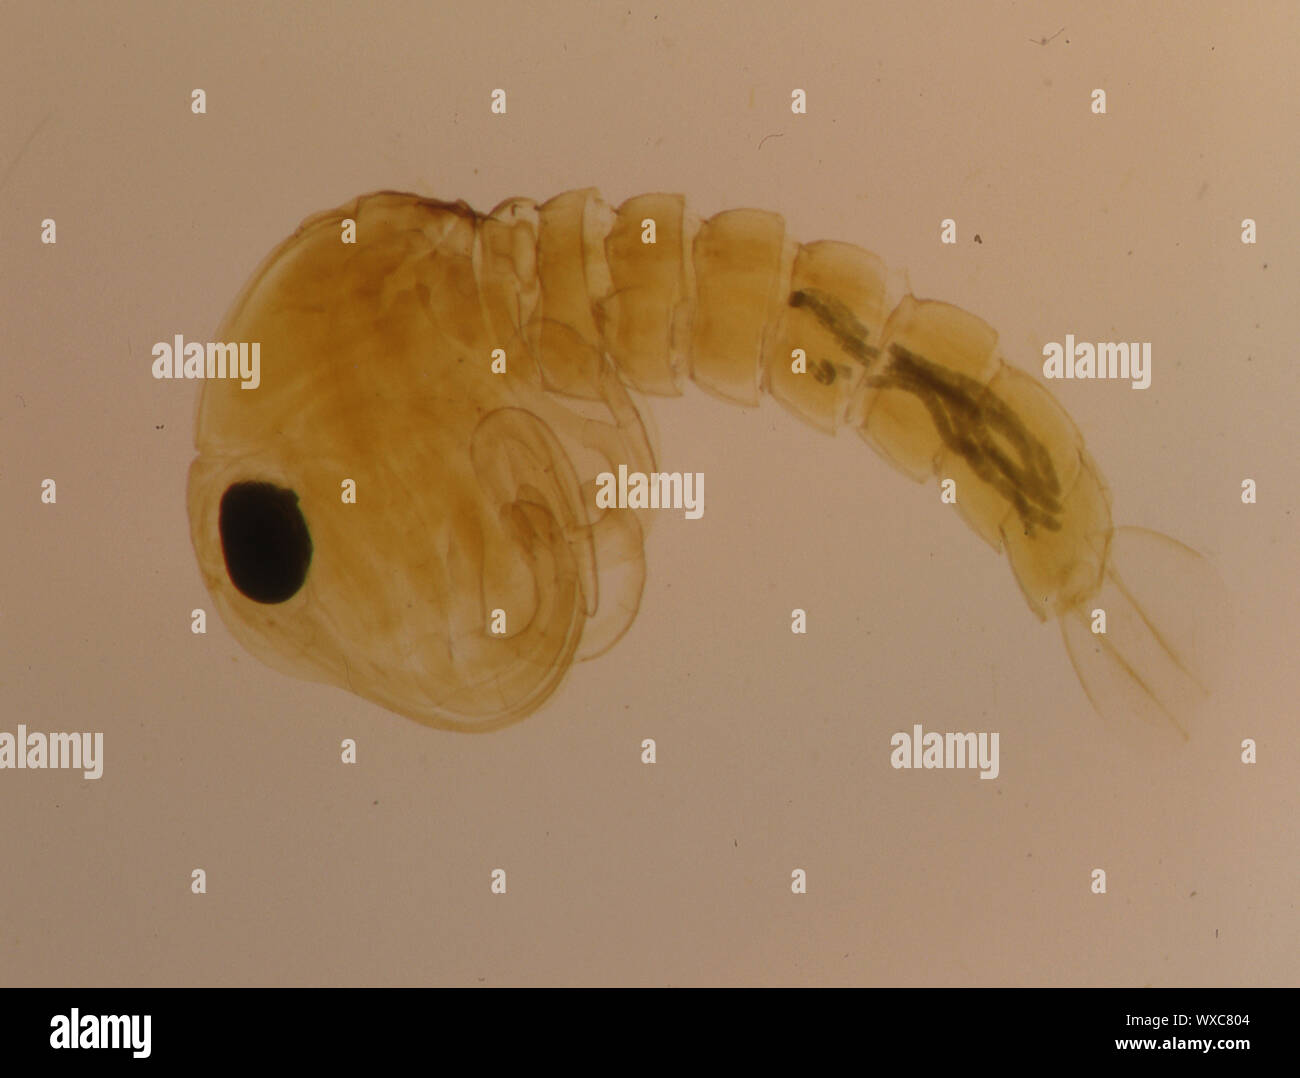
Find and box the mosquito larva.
[187,189,1223,735]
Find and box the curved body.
[188,190,1219,734]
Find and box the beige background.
[1,1,1296,986]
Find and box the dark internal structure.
[790,287,1064,534]
[218,481,314,604]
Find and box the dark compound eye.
[218,481,313,604]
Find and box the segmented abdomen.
[487,188,1112,622]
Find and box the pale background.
[1,1,1296,986]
